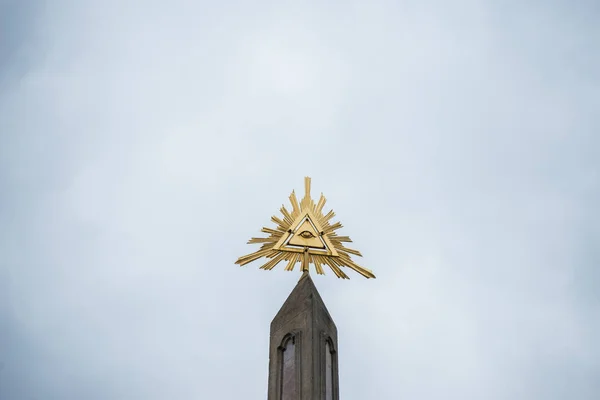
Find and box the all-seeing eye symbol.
[299,230,316,239]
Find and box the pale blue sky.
[1,1,599,399]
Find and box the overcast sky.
[1,1,599,399]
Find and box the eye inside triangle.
[285,217,327,250]
[236,177,374,278]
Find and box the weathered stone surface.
[267,272,339,400]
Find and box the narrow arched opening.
[279,334,297,400]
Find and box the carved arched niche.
[278,331,302,400]
[322,333,338,400]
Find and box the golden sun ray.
[235,177,376,279]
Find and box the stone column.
[267,272,339,400]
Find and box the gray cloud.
[0,0,42,92]
[1,1,599,399]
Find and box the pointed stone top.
[299,269,310,281]
[271,272,335,331]
[267,270,340,400]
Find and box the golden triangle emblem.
[235,177,376,279]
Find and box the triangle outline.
[273,210,339,257]
[287,219,325,249]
